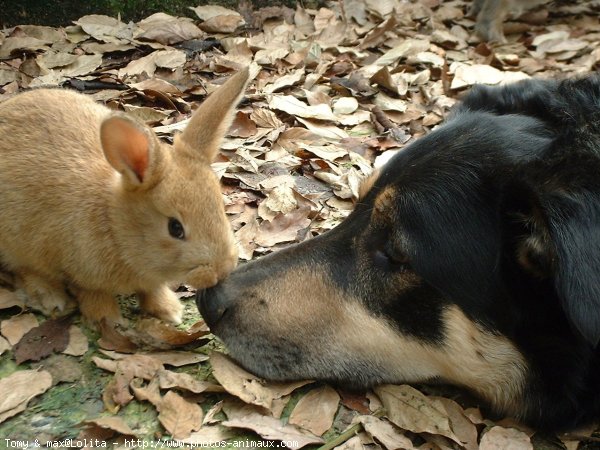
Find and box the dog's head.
[198,78,600,429]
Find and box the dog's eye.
[373,245,410,272]
[168,217,185,240]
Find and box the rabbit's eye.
[168,218,185,240]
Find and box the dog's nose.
[196,284,232,329]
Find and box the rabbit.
[0,67,250,325]
[469,0,550,42]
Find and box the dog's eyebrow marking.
[358,168,381,200]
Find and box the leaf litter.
[0,0,599,447]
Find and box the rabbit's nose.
[196,283,233,328]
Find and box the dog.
[198,75,600,431]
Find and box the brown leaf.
[93,354,164,380]
[98,320,138,353]
[199,15,245,34]
[289,386,340,436]
[479,426,533,450]
[136,13,204,45]
[223,400,324,449]
[1,313,38,345]
[359,415,416,449]
[99,349,208,366]
[433,397,478,450]
[84,416,136,437]
[0,370,52,423]
[157,368,224,394]
[128,318,209,348]
[374,385,461,445]
[0,288,23,310]
[229,111,258,138]
[14,316,71,364]
[62,325,89,356]
[158,390,203,440]
[255,207,312,247]
[179,424,236,446]
[130,377,162,407]
[210,352,311,411]
[0,336,10,356]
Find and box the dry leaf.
[479,426,533,450]
[179,425,236,445]
[359,415,416,449]
[223,401,324,449]
[0,370,52,423]
[1,313,38,346]
[289,386,340,436]
[374,385,461,445]
[128,318,209,348]
[84,416,136,437]
[0,336,10,356]
[157,368,224,394]
[158,390,203,440]
[0,288,23,310]
[255,207,312,247]
[130,377,162,407]
[62,325,89,357]
[268,95,338,121]
[210,352,311,411]
[14,316,71,364]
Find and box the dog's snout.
[196,284,233,329]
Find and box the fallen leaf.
[158,390,203,440]
[0,289,23,310]
[179,425,236,445]
[14,316,71,364]
[84,416,136,437]
[479,426,533,450]
[359,415,416,449]
[223,400,324,449]
[0,336,10,356]
[98,320,138,353]
[374,384,461,445]
[62,325,89,357]
[0,370,52,423]
[157,368,224,394]
[289,386,340,436]
[254,207,312,247]
[268,95,338,121]
[93,354,164,380]
[136,13,204,45]
[1,313,39,346]
[130,377,162,407]
[128,318,209,348]
[210,352,311,411]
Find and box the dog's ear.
[502,179,600,346]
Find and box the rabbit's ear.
[177,67,250,161]
[100,115,159,189]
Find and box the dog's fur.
[199,75,600,430]
[0,69,249,324]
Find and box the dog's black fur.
[199,75,600,431]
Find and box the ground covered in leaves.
[1,1,600,449]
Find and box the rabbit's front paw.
[139,286,184,325]
[18,272,77,316]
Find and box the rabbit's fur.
[0,68,250,324]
